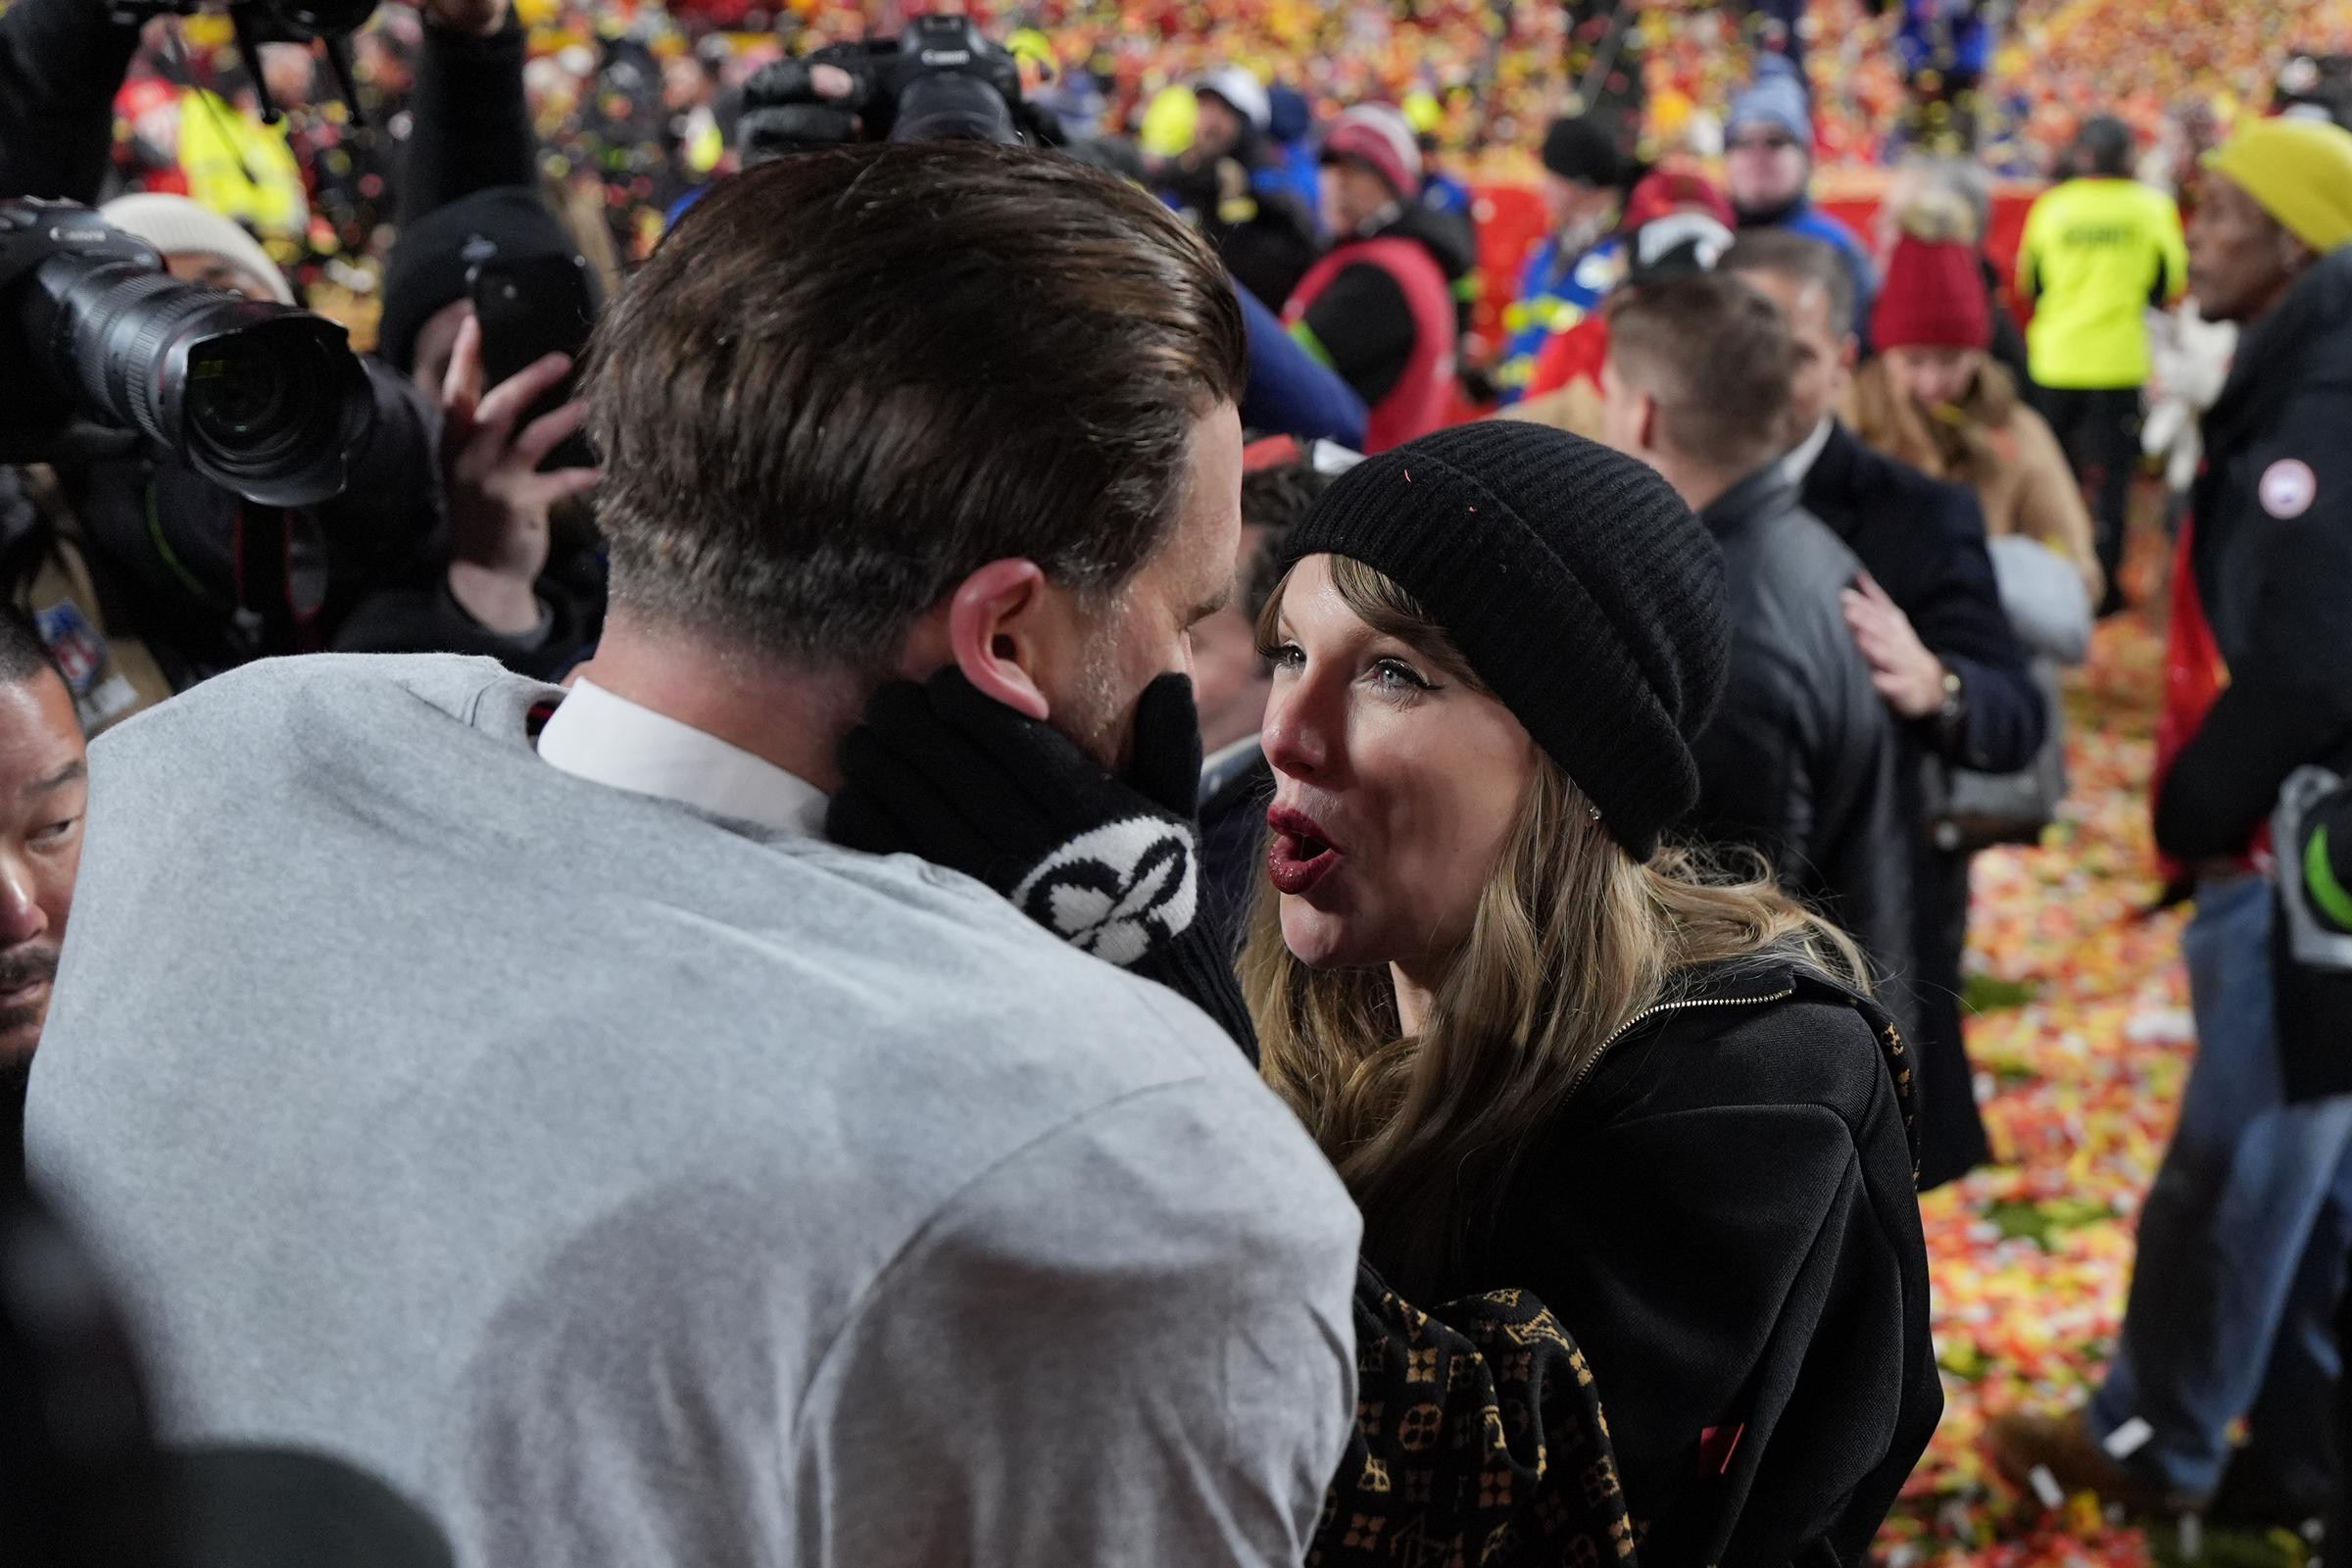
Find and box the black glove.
[736,53,878,164]
[828,667,1259,1059]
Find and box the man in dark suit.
[1724,231,2047,1189]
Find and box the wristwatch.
[1934,666,1967,747]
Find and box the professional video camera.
[0,200,375,508]
[740,16,1040,158]
[107,0,379,122]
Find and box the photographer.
[0,0,593,701]
[337,0,607,672]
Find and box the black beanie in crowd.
[1541,116,1621,190]
[1276,421,1730,861]
[374,186,602,374]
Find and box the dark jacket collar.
[2206,247,2352,454]
[1697,461,1801,540]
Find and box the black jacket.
[2159,247,2352,859]
[1293,201,1475,410]
[1440,957,1941,1567]
[1797,422,2042,1186]
[0,0,135,201]
[1798,422,2046,777]
[1688,465,1916,992]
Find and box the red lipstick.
[1266,805,1343,896]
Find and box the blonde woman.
[1245,422,1940,1567]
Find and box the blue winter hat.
[1267,83,1313,144]
[1728,55,1813,150]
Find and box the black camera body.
[870,16,1025,145]
[0,199,375,508]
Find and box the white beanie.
[1197,67,1271,134]
[97,194,296,306]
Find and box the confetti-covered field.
[1874,598,2188,1567]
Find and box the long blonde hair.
[1246,557,1866,1298]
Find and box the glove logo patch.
[1011,818,1199,968]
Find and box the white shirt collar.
[1781,416,1836,487]
[536,679,828,838]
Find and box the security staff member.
[2016,116,2188,612]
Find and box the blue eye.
[1371,659,1434,693]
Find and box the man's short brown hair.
[1606,273,1799,474]
[582,142,1249,662]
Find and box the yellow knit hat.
[2205,116,2352,256]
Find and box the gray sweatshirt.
[26,654,1360,1568]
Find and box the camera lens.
[185,336,297,444]
[23,253,375,508]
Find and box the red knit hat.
[1872,233,1991,352]
[1321,105,1422,199]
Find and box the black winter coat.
[1687,466,1916,994]
[2160,247,2352,859]
[1798,421,2046,1187]
[1438,957,1941,1567]
[1798,423,2046,778]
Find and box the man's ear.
[1838,332,1861,375]
[931,558,1054,720]
[1636,390,1661,459]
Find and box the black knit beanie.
[1541,116,1621,189]
[375,186,601,374]
[1276,422,1730,861]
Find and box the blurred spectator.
[1856,215,2105,606]
[1881,0,1993,155]
[1494,115,1623,405]
[1879,154,2032,389]
[1502,173,1736,436]
[1258,81,1322,220]
[2018,114,2189,613]
[27,142,1360,1568]
[1990,115,2352,1522]
[1603,273,1914,989]
[1725,227,2049,1188]
[1723,56,1878,336]
[1158,66,1319,309]
[1285,104,1468,452]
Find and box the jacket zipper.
[1562,988,1797,1105]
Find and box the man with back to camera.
[1602,272,1915,1002]
[1721,229,2046,1189]
[25,143,1361,1568]
[0,610,85,1171]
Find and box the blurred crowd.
[48,0,2352,328]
